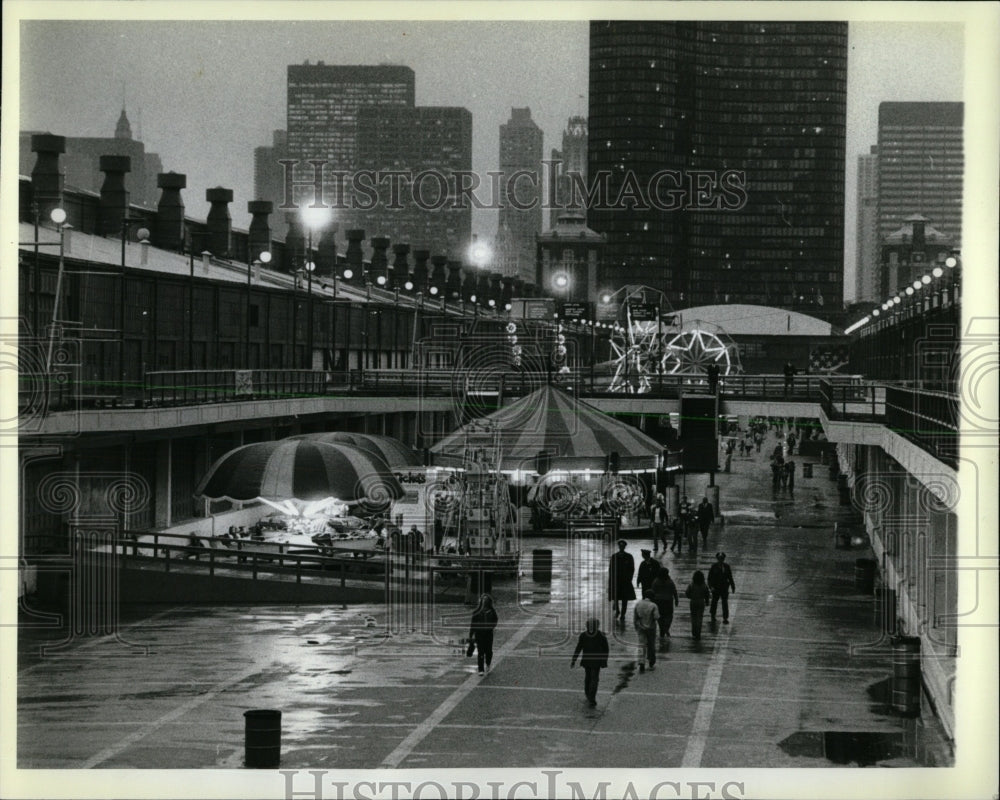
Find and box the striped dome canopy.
[291,432,421,469]
[195,440,404,505]
[430,385,663,472]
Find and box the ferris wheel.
[661,322,741,376]
[607,311,741,393]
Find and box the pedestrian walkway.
[16,425,953,769]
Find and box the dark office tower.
[254,129,290,237]
[588,21,847,317]
[877,102,963,251]
[357,106,473,259]
[855,146,879,303]
[549,116,589,229]
[285,62,415,229]
[495,108,544,282]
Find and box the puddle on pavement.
[778,731,907,766]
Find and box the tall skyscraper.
[548,116,589,229]
[495,108,543,281]
[284,62,415,228]
[588,21,848,317]
[876,102,963,251]
[19,107,164,208]
[855,146,879,303]
[356,106,473,258]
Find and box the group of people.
[466,543,739,708]
[647,493,716,555]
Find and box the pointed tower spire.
[116,81,132,139]
[115,107,132,139]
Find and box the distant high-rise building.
[855,146,879,303]
[588,21,847,317]
[548,116,588,229]
[284,62,415,232]
[876,102,963,254]
[254,129,289,237]
[495,108,543,282]
[356,106,473,259]
[19,107,164,209]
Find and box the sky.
[14,13,965,303]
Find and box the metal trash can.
[244,709,282,768]
[891,636,921,716]
[833,523,851,549]
[532,549,553,582]
[802,462,813,479]
[854,558,877,593]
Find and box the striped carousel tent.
[430,385,664,474]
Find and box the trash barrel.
[802,462,813,479]
[532,549,553,582]
[854,558,877,593]
[891,636,922,716]
[833,523,851,549]
[244,709,282,768]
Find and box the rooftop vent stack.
[99,155,132,237]
[205,187,233,257]
[154,171,186,251]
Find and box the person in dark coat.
[608,539,637,622]
[651,566,680,638]
[571,617,610,706]
[785,459,796,492]
[636,549,659,596]
[783,361,797,395]
[684,570,712,640]
[468,594,499,675]
[707,552,737,624]
[696,497,715,546]
[668,515,684,554]
[706,362,720,394]
[649,493,668,553]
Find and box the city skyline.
[15,17,963,302]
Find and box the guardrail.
[884,385,959,470]
[103,531,388,587]
[26,367,867,412]
[819,378,886,420]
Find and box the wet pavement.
[17,425,954,770]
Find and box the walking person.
[754,430,763,453]
[570,617,610,707]
[649,494,668,554]
[668,515,684,554]
[651,566,680,638]
[707,552,737,624]
[608,539,637,624]
[785,459,796,493]
[637,549,659,597]
[684,570,712,640]
[633,589,660,672]
[696,497,715,547]
[467,593,499,675]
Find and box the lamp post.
[302,207,330,370]
[245,250,271,367]
[119,216,150,398]
[45,207,69,375]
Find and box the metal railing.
[103,531,387,587]
[884,385,959,470]
[24,367,869,413]
[819,378,886,420]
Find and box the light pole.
[119,216,150,397]
[302,207,330,370]
[245,250,271,367]
[45,208,69,375]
